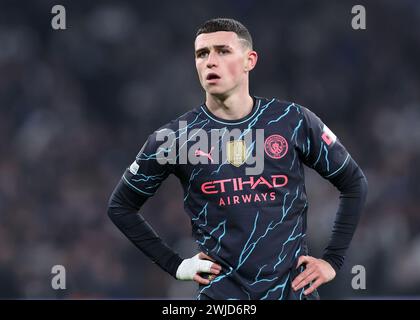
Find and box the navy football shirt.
[122,97,351,300]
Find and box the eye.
[197,51,208,58]
[219,49,230,55]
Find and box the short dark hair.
[196,18,253,49]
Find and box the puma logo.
[195,147,214,163]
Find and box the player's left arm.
[292,106,368,295]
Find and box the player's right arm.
[107,131,220,283]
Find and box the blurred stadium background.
[0,0,419,299]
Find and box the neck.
[205,91,254,121]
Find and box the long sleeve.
[297,105,368,272]
[108,178,183,278]
[107,127,184,278]
[321,157,368,272]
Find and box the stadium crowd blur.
[1,0,419,299]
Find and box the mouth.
[206,73,221,81]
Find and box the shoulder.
[273,98,322,120]
[256,96,313,120]
[153,105,204,134]
[138,105,203,155]
[256,96,303,111]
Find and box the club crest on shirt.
[264,134,288,159]
[226,140,246,167]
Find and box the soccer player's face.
[194,31,254,97]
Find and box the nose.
[206,51,218,68]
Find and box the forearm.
[107,179,183,278]
[322,158,368,272]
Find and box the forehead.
[195,31,242,50]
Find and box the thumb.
[296,255,310,269]
[198,252,215,262]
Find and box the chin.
[205,85,229,96]
[206,90,229,99]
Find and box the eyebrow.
[195,45,233,55]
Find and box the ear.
[244,50,258,72]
